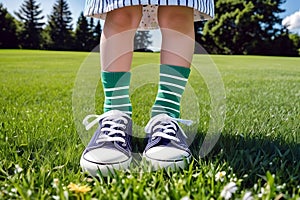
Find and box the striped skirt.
[84,0,214,30]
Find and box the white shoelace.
[145,115,193,143]
[152,122,180,142]
[83,114,128,145]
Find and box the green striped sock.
[101,71,132,116]
[151,64,191,118]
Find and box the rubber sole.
[143,154,191,171]
[80,156,132,176]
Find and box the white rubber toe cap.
[144,145,190,161]
[80,145,131,176]
[83,147,129,164]
[143,145,191,170]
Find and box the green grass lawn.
[0,50,299,199]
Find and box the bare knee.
[158,6,194,33]
[105,6,143,31]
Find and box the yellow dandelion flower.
[67,182,91,194]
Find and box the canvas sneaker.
[143,114,192,170]
[80,110,132,176]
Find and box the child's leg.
[100,6,142,115]
[80,6,142,176]
[143,7,194,169]
[158,6,194,68]
[151,6,194,118]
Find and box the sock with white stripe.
[101,71,132,116]
[151,64,190,118]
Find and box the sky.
[1,0,300,48]
[281,1,300,33]
[1,0,85,29]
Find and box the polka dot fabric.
[84,0,214,30]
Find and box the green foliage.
[75,13,102,51]
[1,0,299,55]
[92,20,102,51]
[0,3,19,48]
[289,33,300,54]
[134,31,152,51]
[197,0,299,56]
[14,0,44,49]
[270,30,299,56]
[75,12,90,51]
[88,17,102,51]
[0,2,102,51]
[0,50,299,199]
[47,0,74,50]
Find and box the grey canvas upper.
[82,110,132,164]
[144,114,191,159]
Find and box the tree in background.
[47,0,73,50]
[75,12,90,51]
[196,0,298,56]
[14,0,44,49]
[1,0,298,55]
[89,18,102,51]
[75,14,102,51]
[134,31,152,51]
[0,4,19,48]
[289,33,300,54]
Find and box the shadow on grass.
[189,132,300,189]
[119,130,300,194]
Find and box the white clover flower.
[52,195,60,200]
[126,175,133,179]
[180,196,190,200]
[230,177,237,182]
[27,189,32,196]
[220,182,238,200]
[86,178,94,183]
[253,184,258,191]
[63,190,69,199]
[257,187,266,198]
[14,164,23,174]
[11,188,17,193]
[215,171,226,182]
[257,193,263,198]
[242,191,253,200]
[52,178,60,189]
[276,184,286,190]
